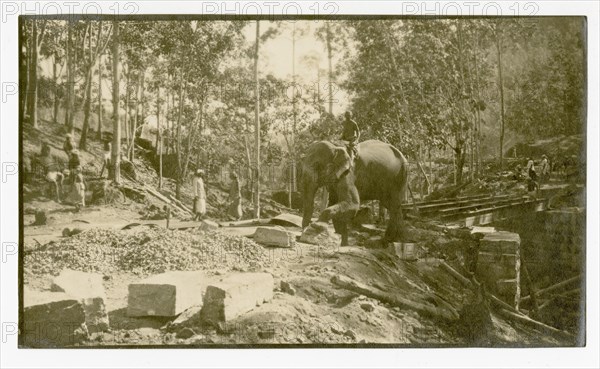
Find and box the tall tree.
[494,21,507,170]
[79,21,112,149]
[253,20,261,218]
[25,19,47,128]
[111,19,121,183]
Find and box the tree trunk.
[129,71,141,161]
[53,53,60,124]
[454,147,465,185]
[326,22,333,116]
[124,71,130,150]
[243,135,253,198]
[175,73,186,200]
[470,124,475,181]
[495,25,506,170]
[27,19,39,128]
[290,23,297,210]
[156,86,162,190]
[168,76,174,155]
[20,21,28,122]
[64,22,69,127]
[79,29,94,151]
[140,69,146,129]
[66,20,75,131]
[96,53,103,139]
[79,65,93,150]
[23,33,31,121]
[253,20,261,218]
[111,19,121,184]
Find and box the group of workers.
[521,154,551,193]
[38,133,86,209]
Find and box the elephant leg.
[339,220,349,246]
[302,185,318,228]
[384,196,405,243]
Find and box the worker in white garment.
[193,169,207,221]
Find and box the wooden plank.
[404,193,494,206]
[404,195,511,211]
[520,275,582,303]
[437,197,523,214]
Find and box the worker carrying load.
[341,111,360,163]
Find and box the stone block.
[164,305,203,332]
[50,269,109,332]
[22,290,88,347]
[51,269,106,299]
[470,226,496,239]
[299,222,340,247]
[200,273,274,325]
[477,252,517,267]
[127,271,215,317]
[476,262,516,282]
[253,226,294,248]
[479,231,520,253]
[200,219,220,231]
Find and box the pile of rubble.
[25,228,270,276]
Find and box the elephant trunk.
[301,176,317,229]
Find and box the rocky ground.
[21,119,579,347]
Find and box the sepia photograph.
[17,13,586,349]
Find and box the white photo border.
[1,1,598,368]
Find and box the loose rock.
[360,302,375,312]
[176,327,197,339]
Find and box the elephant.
[300,139,409,246]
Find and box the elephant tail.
[398,160,409,203]
[389,145,409,204]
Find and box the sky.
[242,20,349,114]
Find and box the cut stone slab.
[200,273,274,326]
[269,213,303,228]
[299,222,340,247]
[22,290,88,347]
[200,219,220,231]
[253,226,295,248]
[477,252,517,267]
[50,269,109,333]
[127,271,216,317]
[479,231,520,253]
[51,269,106,299]
[476,261,517,281]
[164,305,203,332]
[470,226,496,235]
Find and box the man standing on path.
[228,172,242,221]
[193,169,207,221]
[540,154,550,183]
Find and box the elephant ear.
[331,148,352,180]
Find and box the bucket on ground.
[390,242,418,261]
